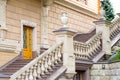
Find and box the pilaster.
[40,0,54,48]
[0,0,7,40]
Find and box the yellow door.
[23,26,33,59]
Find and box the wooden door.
[23,26,33,59]
[74,70,85,80]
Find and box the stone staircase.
[1,15,120,80]
[73,32,103,62]
[0,59,31,76]
[8,42,64,80]
[73,16,120,62]
[0,54,65,80]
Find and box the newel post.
[94,19,111,55]
[53,27,76,79]
[53,12,76,79]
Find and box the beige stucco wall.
[6,0,41,44]
[5,0,98,46]
[91,62,120,80]
[88,0,98,13]
[66,0,99,14]
[0,52,18,67]
[47,3,97,45]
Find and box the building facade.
[0,0,99,65]
[1,0,120,80]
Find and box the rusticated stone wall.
[91,61,120,80]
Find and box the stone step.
[0,59,32,77]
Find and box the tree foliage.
[101,0,115,21]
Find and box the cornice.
[54,0,99,19]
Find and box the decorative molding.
[0,39,18,53]
[21,20,37,51]
[21,20,37,28]
[54,0,98,19]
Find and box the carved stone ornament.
[61,12,68,28]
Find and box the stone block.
[91,76,100,80]
[100,76,110,80]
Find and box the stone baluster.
[93,39,98,53]
[33,66,37,80]
[29,68,34,80]
[41,60,45,75]
[90,42,93,53]
[96,39,99,50]
[87,43,91,55]
[58,48,62,61]
[55,50,58,64]
[17,76,22,80]
[44,57,49,73]
[37,61,41,78]
[25,71,29,80]
[94,20,111,55]
[77,43,80,55]
[86,44,89,55]
[51,52,55,67]
[21,74,25,80]
[48,55,52,69]
[80,44,83,55]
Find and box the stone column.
[94,19,111,55]
[53,27,76,80]
[0,0,7,40]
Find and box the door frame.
[21,20,37,52]
[75,62,92,80]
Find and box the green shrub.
[101,0,115,21]
[111,49,120,61]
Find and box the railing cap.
[53,27,76,36]
[93,18,111,25]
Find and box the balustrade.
[73,15,120,60]
[110,18,120,40]
[74,32,102,60]
[9,13,120,80]
[10,42,63,80]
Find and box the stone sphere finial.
[61,12,68,28]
